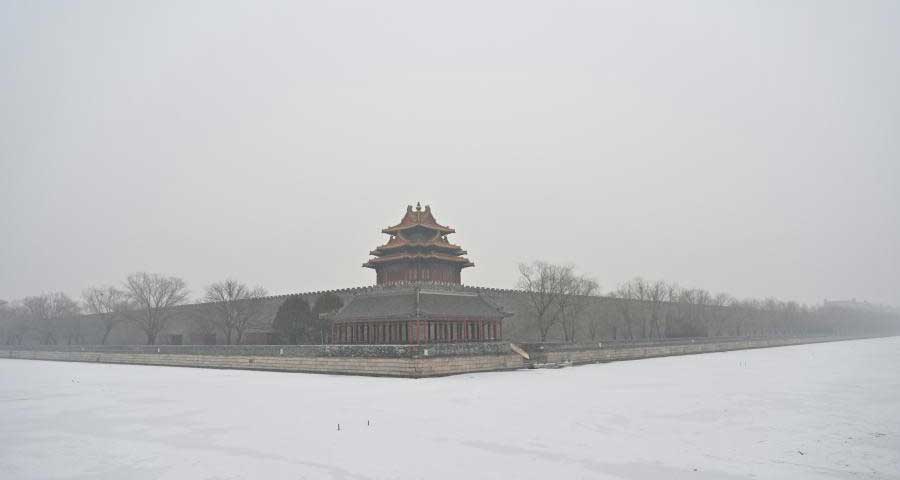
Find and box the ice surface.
[1,338,898,479]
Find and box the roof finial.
[416,202,422,212]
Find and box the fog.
[2,1,898,307]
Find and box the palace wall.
[60,284,592,346]
[45,283,883,347]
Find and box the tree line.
[516,260,900,343]
[0,272,347,347]
[0,272,271,346]
[4,263,897,346]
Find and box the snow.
[1,338,899,480]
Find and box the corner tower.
[364,203,474,285]
[330,204,509,344]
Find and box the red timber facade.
[331,204,509,344]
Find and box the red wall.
[375,261,462,285]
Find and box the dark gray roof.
[334,286,509,322]
[334,291,418,320]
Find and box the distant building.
[330,203,509,344]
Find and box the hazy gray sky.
[2,1,898,306]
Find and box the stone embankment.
[2,336,876,378]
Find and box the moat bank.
[2,335,881,377]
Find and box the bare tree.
[313,292,344,344]
[643,280,669,339]
[82,286,131,344]
[0,300,27,345]
[663,283,682,337]
[124,272,189,345]
[0,301,10,344]
[202,279,268,345]
[21,293,80,345]
[730,299,754,336]
[557,274,600,342]
[518,261,569,341]
[671,288,709,336]
[612,278,648,340]
[7,305,29,345]
[707,292,735,337]
[585,311,603,341]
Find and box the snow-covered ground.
[1,338,898,480]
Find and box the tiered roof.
[364,203,474,269]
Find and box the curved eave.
[363,256,475,268]
[370,245,468,256]
[382,224,455,235]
